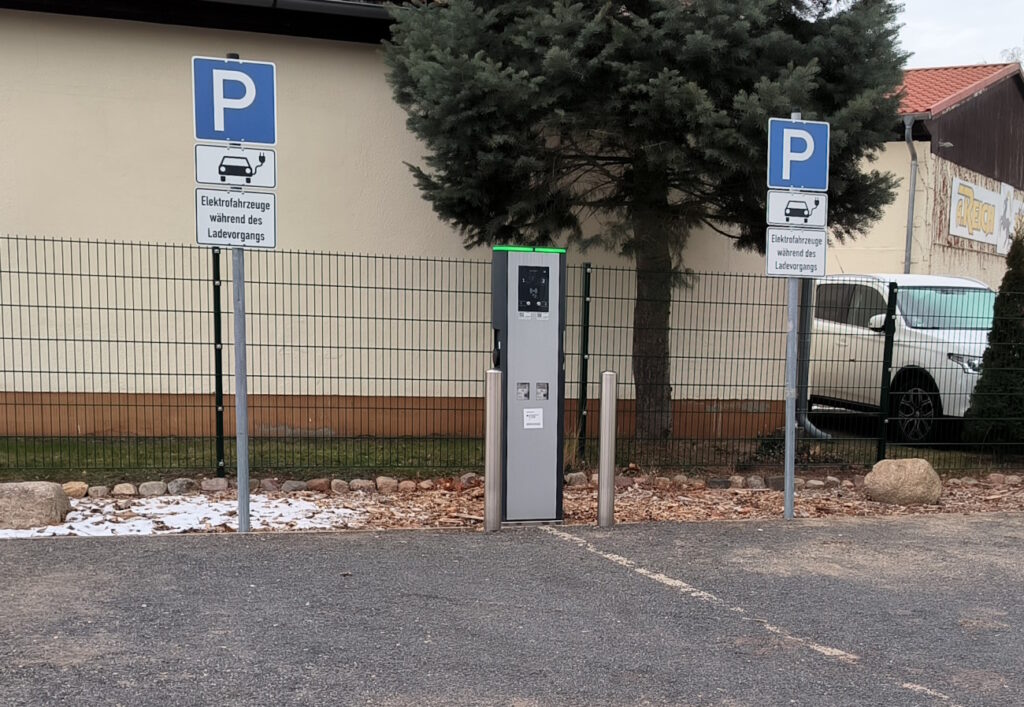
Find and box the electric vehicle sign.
[193,57,277,145]
[195,145,277,188]
[767,118,829,191]
[766,190,828,228]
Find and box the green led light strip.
[493,245,566,253]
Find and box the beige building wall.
[827,143,919,276]
[0,9,767,272]
[0,9,783,413]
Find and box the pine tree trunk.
[632,236,673,442]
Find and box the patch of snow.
[0,494,368,539]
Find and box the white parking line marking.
[542,526,863,664]
[901,683,961,705]
[543,526,971,703]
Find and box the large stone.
[459,472,481,488]
[306,478,330,493]
[805,479,826,490]
[281,480,308,493]
[167,478,199,495]
[349,479,375,493]
[87,485,110,499]
[986,473,1006,486]
[62,481,89,499]
[653,476,672,490]
[824,476,841,488]
[376,476,399,493]
[330,479,350,494]
[746,475,766,490]
[0,482,72,529]
[728,475,746,489]
[260,478,281,493]
[767,476,785,491]
[138,481,167,497]
[706,477,731,489]
[111,483,137,497]
[200,477,229,493]
[398,480,417,493]
[565,472,589,487]
[672,474,689,489]
[417,480,435,491]
[864,459,942,506]
[1006,475,1022,487]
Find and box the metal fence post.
[484,369,503,532]
[598,371,617,528]
[877,282,898,462]
[784,276,799,521]
[211,247,226,478]
[576,263,592,462]
[232,248,250,533]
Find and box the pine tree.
[965,226,1024,449]
[384,0,904,440]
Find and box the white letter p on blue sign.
[212,70,256,132]
[768,118,829,192]
[194,57,277,145]
[781,128,814,180]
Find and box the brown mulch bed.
[326,480,1024,530]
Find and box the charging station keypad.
[518,266,549,312]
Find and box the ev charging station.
[491,246,567,523]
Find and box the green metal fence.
[1,235,1020,483]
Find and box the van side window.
[847,286,887,328]
[815,284,853,323]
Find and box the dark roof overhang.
[0,0,393,43]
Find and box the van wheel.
[891,376,941,444]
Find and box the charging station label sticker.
[523,408,544,429]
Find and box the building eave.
[0,0,393,43]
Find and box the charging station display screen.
[517,266,549,312]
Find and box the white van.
[810,274,995,443]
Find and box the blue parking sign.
[193,57,277,145]
[767,118,829,192]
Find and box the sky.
[898,0,1024,68]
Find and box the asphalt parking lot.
[2,513,1023,706]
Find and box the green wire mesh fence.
[1,235,1021,482]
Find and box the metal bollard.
[597,371,617,528]
[484,369,503,532]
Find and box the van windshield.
[897,287,995,330]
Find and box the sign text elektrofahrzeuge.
[196,189,276,248]
[767,228,827,275]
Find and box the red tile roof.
[900,63,1022,117]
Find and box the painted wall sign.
[948,176,1024,256]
